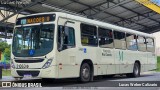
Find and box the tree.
[0,42,9,52]
[4,47,11,61]
[0,41,11,63]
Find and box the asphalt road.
[1,72,160,90]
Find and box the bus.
[11,12,157,82]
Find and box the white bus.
[11,12,157,82]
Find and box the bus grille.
[15,59,44,63]
[17,70,40,77]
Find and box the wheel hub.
[135,65,139,75]
[82,67,89,78]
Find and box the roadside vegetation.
[2,69,11,76]
[156,56,160,72]
[0,39,11,76]
[0,39,11,64]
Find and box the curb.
[141,71,156,75]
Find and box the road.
[1,72,160,90]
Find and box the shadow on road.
[12,74,155,87]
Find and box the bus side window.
[81,23,98,46]
[126,33,138,50]
[58,25,75,51]
[146,38,155,52]
[137,36,146,51]
[98,27,113,48]
[114,31,126,49]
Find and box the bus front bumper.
[11,65,58,78]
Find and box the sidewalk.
[0,76,40,81]
[141,71,156,75]
[0,76,15,81]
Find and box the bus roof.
[18,12,154,38]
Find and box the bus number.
[16,64,29,69]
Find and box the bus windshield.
[12,24,54,57]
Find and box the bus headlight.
[42,59,53,69]
[11,60,15,69]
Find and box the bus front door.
[56,18,79,78]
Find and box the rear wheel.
[133,63,140,77]
[79,63,91,82]
[126,62,140,78]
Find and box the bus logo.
[119,51,124,61]
[84,48,87,53]
[29,49,35,56]
[21,19,26,25]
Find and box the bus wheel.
[126,62,140,78]
[79,63,91,82]
[133,62,140,77]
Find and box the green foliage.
[0,41,10,52]
[1,53,10,64]
[0,40,11,62]
[156,56,160,72]
[4,47,11,60]
[2,69,11,76]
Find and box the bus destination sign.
[16,14,55,25]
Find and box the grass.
[156,56,160,72]
[2,69,11,76]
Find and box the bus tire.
[133,62,140,77]
[79,63,91,82]
[126,62,140,78]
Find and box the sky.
[150,0,160,6]
[0,38,12,44]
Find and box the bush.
[0,42,9,52]
[4,48,11,60]
[0,41,11,63]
